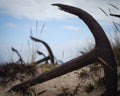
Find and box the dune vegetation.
[0,4,120,96]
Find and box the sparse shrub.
[73,82,81,95]
[57,86,73,96]
[39,63,56,72]
[84,83,95,93]
[0,63,37,86]
[80,70,88,78]
[89,64,101,72]
[74,69,88,79]
[20,88,37,96]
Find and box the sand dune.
[0,65,119,96]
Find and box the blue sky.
[0,0,120,63]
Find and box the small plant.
[20,88,37,96]
[57,86,73,96]
[89,64,101,72]
[80,70,88,78]
[84,83,95,93]
[57,87,68,96]
[39,63,56,72]
[0,63,37,86]
[75,69,88,79]
[73,82,81,95]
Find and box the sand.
[0,65,119,96]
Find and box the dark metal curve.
[10,4,118,96]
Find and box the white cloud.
[5,23,17,28]
[0,0,119,21]
[0,0,71,20]
[1,0,119,63]
[63,25,80,31]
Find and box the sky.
[0,0,120,63]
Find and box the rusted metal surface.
[10,4,118,96]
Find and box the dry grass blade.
[37,50,49,64]
[37,90,47,95]
[109,3,119,10]
[11,47,24,64]
[73,82,81,95]
[36,20,38,32]
[37,51,46,57]
[30,36,54,64]
[98,7,108,16]
[113,22,120,31]
[62,51,64,59]
[30,26,33,36]
[108,8,111,14]
[34,56,50,65]
[30,36,39,42]
[98,57,116,73]
[11,47,16,52]
[110,14,120,18]
[0,63,37,86]
[40,23,45,37]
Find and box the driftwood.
[11,47,25,64]
[37,51,49,64]
[37,51,47,58]
[30,36,55,64]
[10,4,118,96]
[34,56,50,64]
